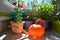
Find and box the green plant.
[28,14,34,21]
[5,0,9,2]
[23,9,35,21]
[52,0,56,5]
[38,4,54,20]
[11,0,24,23]
[12,9,23,23]
[15,9,23,22]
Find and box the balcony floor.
[0,29,60,40]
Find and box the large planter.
[51,21,60,34]
[9,21,24,34]
[24,21,34,29]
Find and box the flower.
[18,4,24,8]
[12,2,16,6]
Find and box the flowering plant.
[12,1,24,23]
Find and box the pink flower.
[12,2,16,6]
[18,4,24,8]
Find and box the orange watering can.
[9,19,46,39]
[19,19,46,39]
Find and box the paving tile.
[0,29,60,40]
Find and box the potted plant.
[51,12,60,34]
[23,2,39,29]
[38,4,54,29]
[23,9,35,29]
[9,9,24,34]
[9,0,24,34]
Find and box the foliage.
[53,12,60,21]
[52,0,56,5]
[5,0,9,2]
[12,9,24,23]
[11,0,24,23]
[38,4,54,20]
[15,9,23,22]
[19,0,24,3]
[23,9,34,21]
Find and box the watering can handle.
[35,19,46,29]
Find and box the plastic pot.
[51,21,60,34]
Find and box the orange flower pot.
[9,21,24,34]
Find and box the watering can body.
[28,24,45,39]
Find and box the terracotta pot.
[9,21,24,34]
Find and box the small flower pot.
[9,21,24,34]
[24,21,34,29]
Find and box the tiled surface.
[0,29,22,40]
[45,29,60,40]
[0,29,60,40]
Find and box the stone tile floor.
[0,29,60,40]
[45,29,60,40]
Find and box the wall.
[0,0,15,13]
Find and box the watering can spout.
[9,21,29,35]
[21,29,29,35]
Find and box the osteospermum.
[18,4,24,8]
[12,2,16,6]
